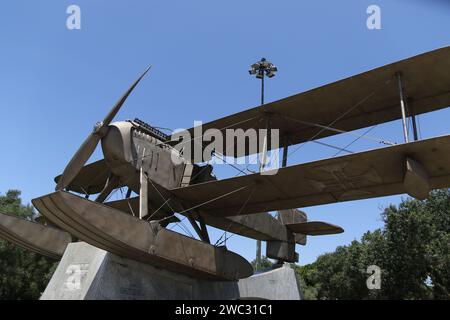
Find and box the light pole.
[249,58,278,106]
[248,58,277,270]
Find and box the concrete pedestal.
[41,242,303,300]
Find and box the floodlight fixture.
[266,70,275,78]
[248,57,278,104]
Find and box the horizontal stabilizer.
[278,209,307,245]
[285,221,344,236]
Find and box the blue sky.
[0,1,449,265]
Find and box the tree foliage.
[0,190,57,300]
[297,189,450,300]
[250,255,274,271]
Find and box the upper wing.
[170,135,450,216]
[172,46,450,160]
[54,159,124,195]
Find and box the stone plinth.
[41,242,302,300]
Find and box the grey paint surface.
[41,242,302,300]
[238,263,303,300]
[41,242,107,300]
[0,212,71,260]
[171,135,450,216]
[33,191,253,281]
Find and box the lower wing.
[170,135,450,217]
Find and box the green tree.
[250,256,274,271]
[0,190,57,300]
[295,190,450,300]
[381,190,450,299]
[294,263,319,299]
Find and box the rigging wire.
[105,188,119,202]
[286,79,394,159]
[168,216,186,230]
[176,185,249,215]
[146,197,173,221]
[176,220,195,238]
[128,139,251,239]
[73,163,111,199]
[212,152,249,176]
[214,187,256,247]
[281,115,395,146]
[146,176,195,238]
[312,140,354,154]
[137,129,253,177]
[333,125,378,157]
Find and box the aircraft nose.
[101,121,134,164]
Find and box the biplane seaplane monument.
[0,46,449,299]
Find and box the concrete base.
[41,242,303,300]
[239,264,303,300]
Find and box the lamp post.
[248,58,277,270]
[249,58,278,106]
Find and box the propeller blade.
[56,133,100,191]
[102,66,151,126]
[55,66,151,191]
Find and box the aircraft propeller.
[56,66,151,191]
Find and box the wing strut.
[95,174,121,203]
[396,71,411,143]
[186,212,210,244]
[139,167,148,219]
[410,104,419,141]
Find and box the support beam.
[408,99,419,141]
[277,141,289,222]
[197,215,211,244]
[259,116,271,171]
[404,157,430,200]
[125,188,132,199]
[139,168,148,220]
[396,72,410,143]
[95,175,120,203]
[266,241,298,263]
[282,140,289,168]
[187,213,210,243]
[411,114,419,141]
[270,142,301,264]
[257,115,271,270]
